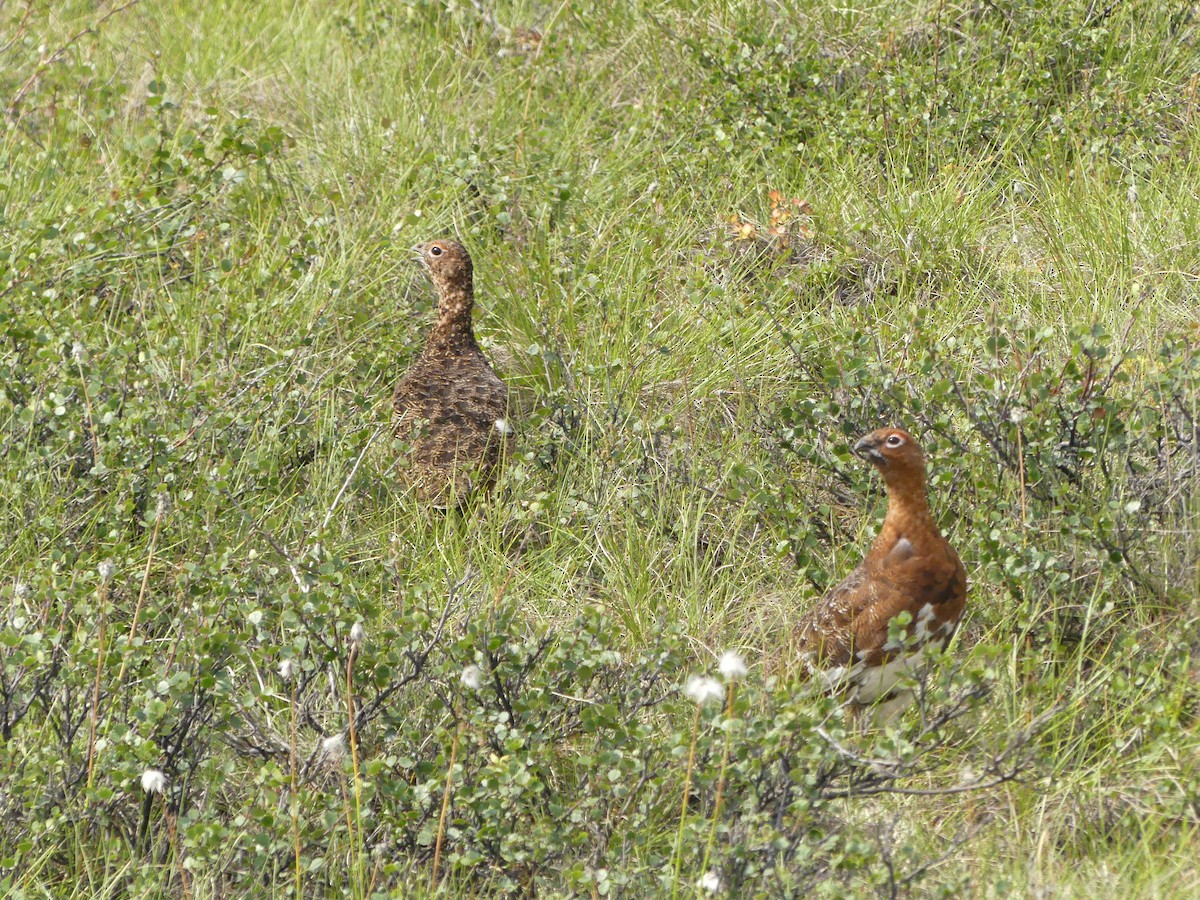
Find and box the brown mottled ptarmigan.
[795,427,967,722]
[392,239,513,508]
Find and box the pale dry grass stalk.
[74,349,101,468]
[85,569,113,790]
[698,680,738,881]
[671,702,704,899]
[162,796,192,900]
[116,500,165,686]
[346,634,365,867]
[430,703,464,893]
[286,666,302,899]
[1015,421,1028,525]
[80,359,109,793]
[336,763,356,873]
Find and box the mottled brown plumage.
[392,239,512,507]
[795,427,967,720]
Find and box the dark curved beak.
[853,435,884,462]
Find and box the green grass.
[1,0,1199,896]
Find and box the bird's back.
[393,338,512,505]
[796,514,966,710]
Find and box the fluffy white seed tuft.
[461,665,483,690]
[684,675,724,706]
[717,651,747,681]
[321,734,346,762]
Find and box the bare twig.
[0,3,36,57]
[7,0,143,121]
[318,425,384,535]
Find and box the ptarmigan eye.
[429,245,444,257]
[886,434,904,448]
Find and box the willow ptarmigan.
[392,239,513,507]
[795,427,967,721]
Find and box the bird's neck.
[429,285,477,350]
[874,472,933,548]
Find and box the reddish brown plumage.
[392,239,512,507]
[795,427,967,718]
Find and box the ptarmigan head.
[415,239,474,326]
[852,427,925,484]
[416,238,472,278]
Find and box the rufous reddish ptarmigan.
[392,239,513,508]
[795,427,967,722]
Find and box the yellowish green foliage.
[1,1,1198,896]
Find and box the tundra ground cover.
[1,1,1199,896]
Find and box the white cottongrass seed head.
[140,769,167,794]
[155,492,172,520]
[278,658,295,680]
[97,561,116,582]
[71,341,88,365]
[684,675,724,706]
[493,417,514,436]
[321,733,346,762]
[350,622,366,645]
[13,582,31,600]
[718,650,747,682]
[698,870,722,893]
[461,664,483,690]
